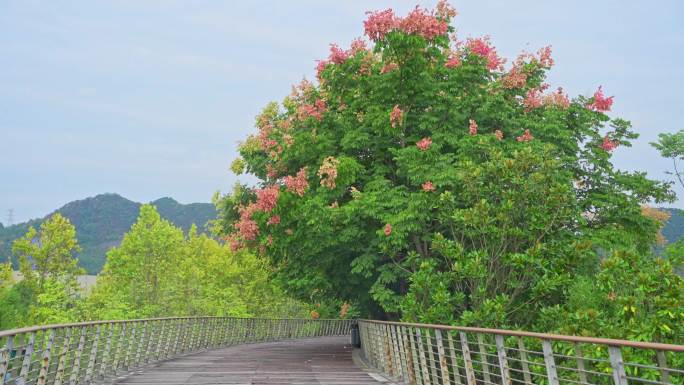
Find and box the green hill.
[662,207,684,245]
[0,193,216,274]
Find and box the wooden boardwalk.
[114,336,390,385]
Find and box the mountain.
[0,193,216,274]
[661,208,684,245]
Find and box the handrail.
[358,320,684,385]
[0,316,347,339]
[360,319,684,352]
[0,317,353,385]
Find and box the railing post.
[125,323,136,370]
[0,335,14,381]
[17,331,36,385]
[112,323,125,372]
[395,324,408,382]
[608,346,628,385]
[447,331,463,385]
[85,324,101,383]
[542,340,560,385]
[154,319,165,360]
[99,323,114,380]
[383,324,394,376]
[477,333,492,385]
[459,332,476,385]
[410,327,424,385]
[425,329,439,383]
[415,328,431,385]
[135,321,146,367]
[37,329,56,385]
[172,319,182,355]
[574,342,588,385]
[436,329,451,385]
[68,326,88,385]
[517,337,533,385]
[495,334,512,385]
[54,327,73,385]
[656,350,670,385]
[402,326,417,385]
[145,320,157,362]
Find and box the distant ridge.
[0,193,216,274]
[661,207,684,245]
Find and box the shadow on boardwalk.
[114,336,389,384]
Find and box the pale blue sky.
[1,1,683,223]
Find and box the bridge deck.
[114,336,389,385]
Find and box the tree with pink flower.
[215,1,676,337]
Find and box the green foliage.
[13,213,83,291]
[652,130,684,192]
[0,282,33,329]
[218,3,680,339]
[2,214,84,328]
[537,249,683,344]
[86,205,307,320]
[0,193,216,273]
[0,205,306,329]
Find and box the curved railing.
[0,317,352,385]
[358,320,684,385]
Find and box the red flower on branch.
[416,137,432,151]
[587,86,614,112]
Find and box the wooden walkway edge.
[114,336,391,385]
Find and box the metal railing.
[358,320,684,385]
[0,317,352,385]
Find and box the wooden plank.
[114,336,385,384]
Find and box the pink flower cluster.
[328,44,349,65]
[232,184,282,247]
[445,55,461,68]
[267,215,281,226]
[316,60,329,80]
[537,46,554,68]
[523,89,543,111]
[226,234,243,252]
[318,156,340,189]
[416,137,432,151]
[601,136,618,152]
[502,66,527,88]
[284,167,309,197]
[542,87,570,109]
[381,62,399,74]
[516,129,534,142]
[327,39,368,67]
[400,6,449,40]
[290,78,314,101]
[384,223,392,236]
[363,5,450,42]
[466,37,503,70]
[587,86,614,112]
[297,98,327,121]
[266,164,279,179]
[234,211,259,241]
[364,9,397,41]
[422,181,435,192]
[469,119,478,135]
[435,0,458,19]
[255,185,280,212]
[390,105,404,128]
[349,38,368,55]
[494,130,504,140]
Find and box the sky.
[1,0,683,224]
